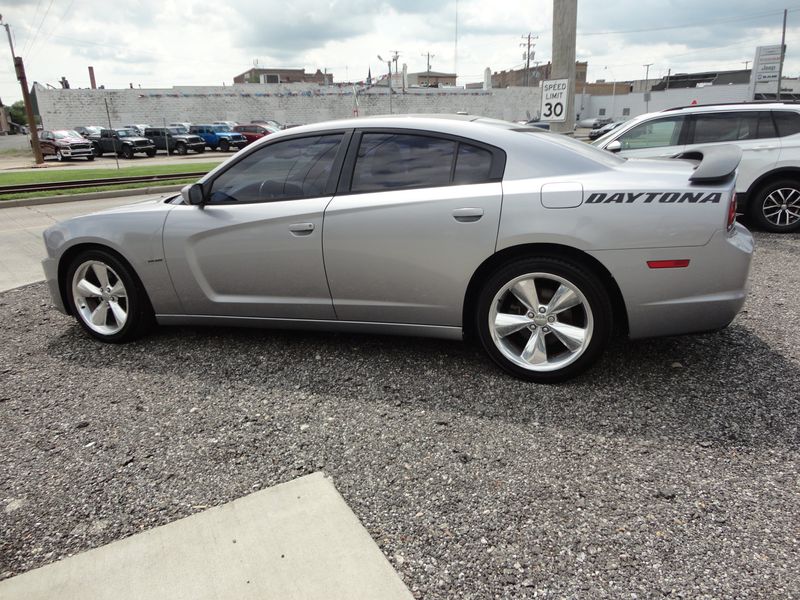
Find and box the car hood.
[56,136,88,144]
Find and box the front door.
[163,132,347,319]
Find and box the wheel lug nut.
[548,316,555,323]
[527,312,534,318]
[543,326,550,333]
[538,307,546,313]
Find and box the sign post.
[540,78,569,122]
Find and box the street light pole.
[643,63,653,112]
[1,16,43,164]
[378,55,392,114]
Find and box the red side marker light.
[647,259,690,269]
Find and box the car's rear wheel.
[475,257,612,382]
[220,139,230,152]
[146,149,156,157]
[86,155,95,161]
[196,146,205,154]
[65,250,153,343]
[175,142,187,155]
[750,179,800,232]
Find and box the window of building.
[264,74,280,84]
[622,108,630,116]
[598,108,606,116]
[208,134,343,204]
[351,133,457,193]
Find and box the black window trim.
[201,128,354,206]
[336,127,506,196]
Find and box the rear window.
[453,144,493,184]
[691,111,777,143]
[773,111,800,137]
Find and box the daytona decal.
[585,192,722,204]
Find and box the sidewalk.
[0,473,413,600]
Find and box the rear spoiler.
[672,144,742,183]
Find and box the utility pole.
[742,61,750,70]
[378,55,393,114]
[520,33,537,87]
[1,16,43,164]
[390,50,401,76]
[777,8,787,101]
[643,63,653,112]
[550,0,577,134]
[421,51,435,86]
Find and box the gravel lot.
[1,230,798,598]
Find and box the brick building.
[492,61,587,88]
[233,68,333,85]
[407,71,458,87]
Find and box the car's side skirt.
[155,314,464,341]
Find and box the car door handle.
[289,222,315,235]
[452,208,484,222]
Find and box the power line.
[579,7,799,36]
[23,0,55,56]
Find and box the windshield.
[53,130,82,139]
[212,125,231,133]
[115,129,137,137]
[168,127,187,134]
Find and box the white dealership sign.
[540,79,568,122]
[749,44,785,98]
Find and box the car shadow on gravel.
[44,319,800,450]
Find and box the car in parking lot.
[41,115,752,382]
[39,129,95,161]
[578,117,613,129]
[74,126,103,139]
[588,120,626,140]
[123,124,151,136]
[252,119,283,130]
[213,120,239,130]
[89,128,156,159]
[233,124,279,145]
[592,102,800,232]
[190,124,248,152]
[144,127,206,155]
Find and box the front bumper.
[60,146,93,157]
[42,256,67,314]
[590,223,754,339]
[132,144,156,153]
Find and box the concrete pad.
[0,194,153,292]
[0,472,413,600]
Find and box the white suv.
[592,102,800,232]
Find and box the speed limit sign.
[540,78,568,122]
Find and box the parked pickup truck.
[89,128,156,159]
[144,127,206,155]
[190,124,248,152]
[39,130,95,161]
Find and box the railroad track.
[0,171,207,195]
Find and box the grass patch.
[0,161,222,186]
[0,179,197,201]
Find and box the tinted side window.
[757,112,777,139]
[208,134,343,204]
[774,111,800,137]
[453,143,493,184]
[351,133,456,193]
[692,112,759,143]
[618,116,684,150]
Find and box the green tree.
[8,100,26,126]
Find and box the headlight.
[148,139,154,144]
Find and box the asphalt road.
[1,230,798,598]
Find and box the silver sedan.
[42,115,753,382]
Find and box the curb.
[0,184,184,209]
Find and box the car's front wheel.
[750,179,800,233]
[175,142,187,155]
[65,250,153,343]
[475,257,612,382]
[220,139,230,152]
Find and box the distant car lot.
[0,229,798,598]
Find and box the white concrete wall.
[32,83,542,130]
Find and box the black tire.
[220,139,230,152]
[146,149,156,157]
[56,149,67,162]
[196,146,205,154]
[475,256,613,383]
[749,179,800,233]
[210,145,218,151]
[175,142,187,155]
[64,249,154,343]
[122,145,134,159]
[86,155,95,161]
[92,143,102,157]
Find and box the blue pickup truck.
[189,124,248,152]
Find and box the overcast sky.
[1,0,798,103]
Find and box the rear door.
[322,130,504,326]
[683,110,781,193]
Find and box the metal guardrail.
[0,171,206,195]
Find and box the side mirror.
[182,183,205,206]
[606,140,622,153]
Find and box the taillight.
[727,193,737,232]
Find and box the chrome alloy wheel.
[762,187,800,228]
[71,260,129,335]
[488,273,594,372]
